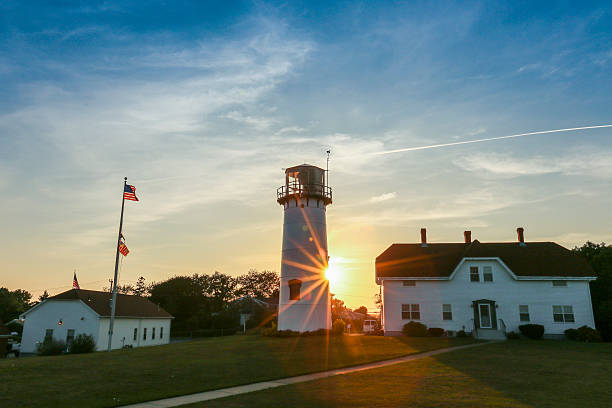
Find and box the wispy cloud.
[369,192,397,202]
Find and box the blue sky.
[1,1,611,307]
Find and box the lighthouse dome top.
[277,163,332,205]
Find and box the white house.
[376,228,596,339]
[20,289,173,353]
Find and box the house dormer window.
[288,279,302,300]
[483,266,493,282]
[470,267,479,282]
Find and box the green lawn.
[192,340,612,408]
[0,334,474,407]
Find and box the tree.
[237,269,279,300]
[116,285,134,295]
[38,290,50,302]
[354,306,368,317]
[573,241,612,341]
[0,288,33,322]
[133,276,149,297]
[330,293,347,322]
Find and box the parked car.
[363,319,379,332]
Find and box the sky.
[1,1,611,309]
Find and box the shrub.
[332,319,346,335]
[518,324,544,339]
[366,328,385,336]
[402,321,427,337]
[456,329,469,338]
[428,328,444,337]
[564,328,579,340]
[68,334,96,354]
[576,326,602,342]
[37,339,66,356]
[506,331,520,340]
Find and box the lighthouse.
[277,164,332,331]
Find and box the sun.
[325,256,343,286]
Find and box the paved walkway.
[122,342,489,408]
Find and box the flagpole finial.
[124,177,128,181]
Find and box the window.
[143,328,147,340]
[470,267,480,282]
[288,279,302,300]
[66,329,75,345]
[401,304,420,320]
[133,328,138,341]
[44,329,53,342]
[160,327,163,339]
[552,281,568,287]
[152,327,156,340]
[553,305,574,323]
[443,304,452,320]
[403,281,416,286]
[519,305,530,322]
[483,266,493,282]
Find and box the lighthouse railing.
[277,182,332,204]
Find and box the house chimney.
[464,230,471,244]
[420,228,427,247]
[517,227,526,246]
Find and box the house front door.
[478,303,492,328]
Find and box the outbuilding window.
[160,327,163,339]
[401,304,420,320]
[152,327,156,340]
[288,279,302,301]
[133,328,137,341]
[66,329,75,345]
[470,267,480,282]
[553,305,574,323]
[442,304,452,320]
[143,328,147,340]
[519,305,530,322]
[44,329,53,342]
[483,266,493,282]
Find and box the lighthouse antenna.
[326,149,331,187]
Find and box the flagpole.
[108,177,127,352]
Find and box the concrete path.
[122,342,489,408]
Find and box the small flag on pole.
[73,272,80,289]
[119,240,130,256]
[124,184,139,201]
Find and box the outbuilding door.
[472,299,497,329]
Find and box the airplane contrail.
[374,124,612,155]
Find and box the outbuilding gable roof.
[376,240,594,280]
[47,289,173,318]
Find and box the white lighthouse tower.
[277,164,332,332]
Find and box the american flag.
[124,184,139,201]
[119,241,130,256]
[73,272,80,289]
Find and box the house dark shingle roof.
[376,240,594,279]
[49,289,173,318]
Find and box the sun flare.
[325,256,343,286]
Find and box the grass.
[192,340,612,408]
[0,334,474,407]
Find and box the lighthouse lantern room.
[277,164,332,332]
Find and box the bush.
[37,339,66,356]
[564,328,579,340]
[506,331,521,340]
[68,334,96,354]
[366,328,384,336]
[428,328,444,337]
[402,321,427,337]
[456,329,469,338]
[332,319,346,335]
[576,326,602,342]
[518,324,544,339]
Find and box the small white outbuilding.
[20,289,173,353]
